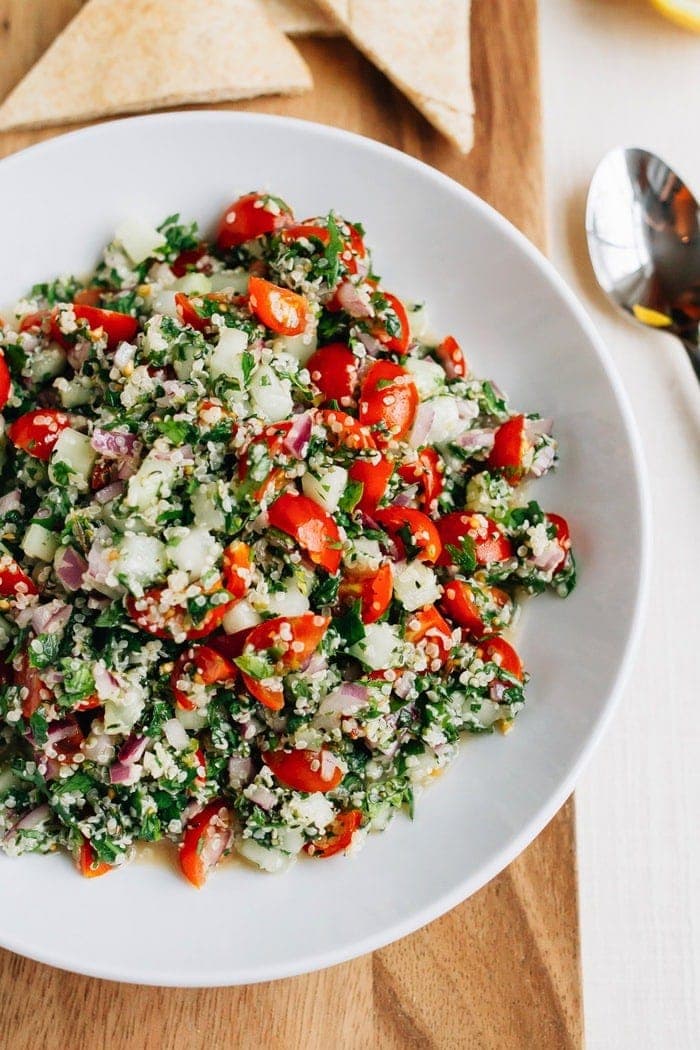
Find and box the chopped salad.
[0,192,575,884]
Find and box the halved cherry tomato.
[262,747,343,793]
[171,244,209,277]
[372,292,410,353]
[7,409,72,461]
[359,360,417,445]
[478,636,523,682]
[248,276,307,336]
[436,335,468,379]
[315,408,376,451]
[222,541,252,600]
[238,420,293,501]
[340,562,393,624]
[374,507,442,564]
[347,454,394,515]
[436,512,513,568]
[216,192,293,250]
[281,223,330,246]
[14,651,51,718]
[547,513,572,572]
[179,800,233,888]
[74,693,102,712]
[78,838,112,879]
[0,352,12,411]
[305,809,362,858]
[269,491,342,574]
[398,447,444,511]
[283,222,367,277]
[307,343,358,404]
[19,309,64,345]
[440,580,510,637]
[240,613,330,711]
[405,606,454,667]
[0,552,38,598]
[174,291,238,332]
[488,415,530,483]
[126,585,230,641]
[170,644,236,711]
[72,305,138,349]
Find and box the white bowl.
[0,111,649,986]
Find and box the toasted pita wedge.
[266,0,338,34]
[0,0,312,132]
[313,0,473,152]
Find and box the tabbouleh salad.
[0,192,575,885]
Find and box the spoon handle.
[681,338,700,382]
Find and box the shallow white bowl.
[0,111,649,986]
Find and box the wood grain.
[0,2,582,1047]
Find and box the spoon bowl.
[586,146,700,379]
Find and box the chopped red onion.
[332,280,373,318]
[455,398,479,422]
[357,331,383,357]
[317,682,369,720]
[31,600,70,636]
[393,673,414,700]
[4,803,51,841]
[532,543,565,573]
[305,652,328,676]
[109,762,141,786]
[228,755,254,789]
[524,417,553,439]
[247,784,277,811]
[455,428,496,453]
[47,719,79,745]
[95,481,125,504]
[408,403,435,448]
[529,444,556,478]
[66,341,90,371]
[94,663,120,700]
[117,734,147,765]
[55,547,87,591]
[0,489,21,515]
[490,681,509,703]
[163,718,190,752]
[393,489,417,508]
[86,540,114,585]
[283,411,313,458]
[91,427,140,459]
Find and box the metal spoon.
[586,146,700,380]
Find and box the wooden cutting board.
[0,2,582,1047]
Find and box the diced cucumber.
[0,614,12,649]
[272,329,317,365]
[249,365,293,420]
[54,375,94,408]
[393,561,442,612]
[350,623,404,670]
[115,217,166,265]
[223,599,261,635]
[424,396,463,444]
[116,534,166,592]
[151,289,179,319]
[209,326,248,381]
[405,357,445,399]
[191,482,226,531]
[237,838,294,873]
[302,465,348,514]
[208,269,249,294]
[266,578,310,617]
[26,346,66,383]
[49,428,96,490]
[167,527,222,581]
[173,273,211,295]
[126,450,179,510]
[22,523,60,562]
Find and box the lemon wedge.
[650,0,700,31]
[632,304,673,328]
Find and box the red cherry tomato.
[72,305,138,349]
[488,415,529,483]
[126,585,230,641]
[359,360,418,445]
[0,553,38,599]
[315,408,376,451]
[374,507,442,564]
[372,292,410,353]
[547,513,572,572]
[78,838,112,879]
[174,291,239,332]
[340,562,393,624]
[171,244,209,277]
[179,801,233,888]
[347,454,394,515]
[440,580,510,637]
[268,492,342,574]
[73,287,103,307]
[170,644,236,711]
[398,447,444,511]
[216,192,293,249]
[307,343,358,404]
[19,309,65,346]
[240,613,330,711]
[478,636,523,682]
[0,352,12,410]
[281,223,330,245]
[305,809,362,858]
[435,335,468,379]
[238,420,293,501]
[262,748,343,793]
[7,409,72,461]
[222,541,252,600]
[405,606,454,667]
[436,512,513,568]
[14,651,51,718]
[248,276,307,336]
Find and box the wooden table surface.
[0,2,582,1047]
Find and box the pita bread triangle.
[0,0,312,132]
[265,0,338,35]
[312,0,474,152]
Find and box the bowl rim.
[0,110,651,986]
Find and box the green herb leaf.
[334,602,365,646]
